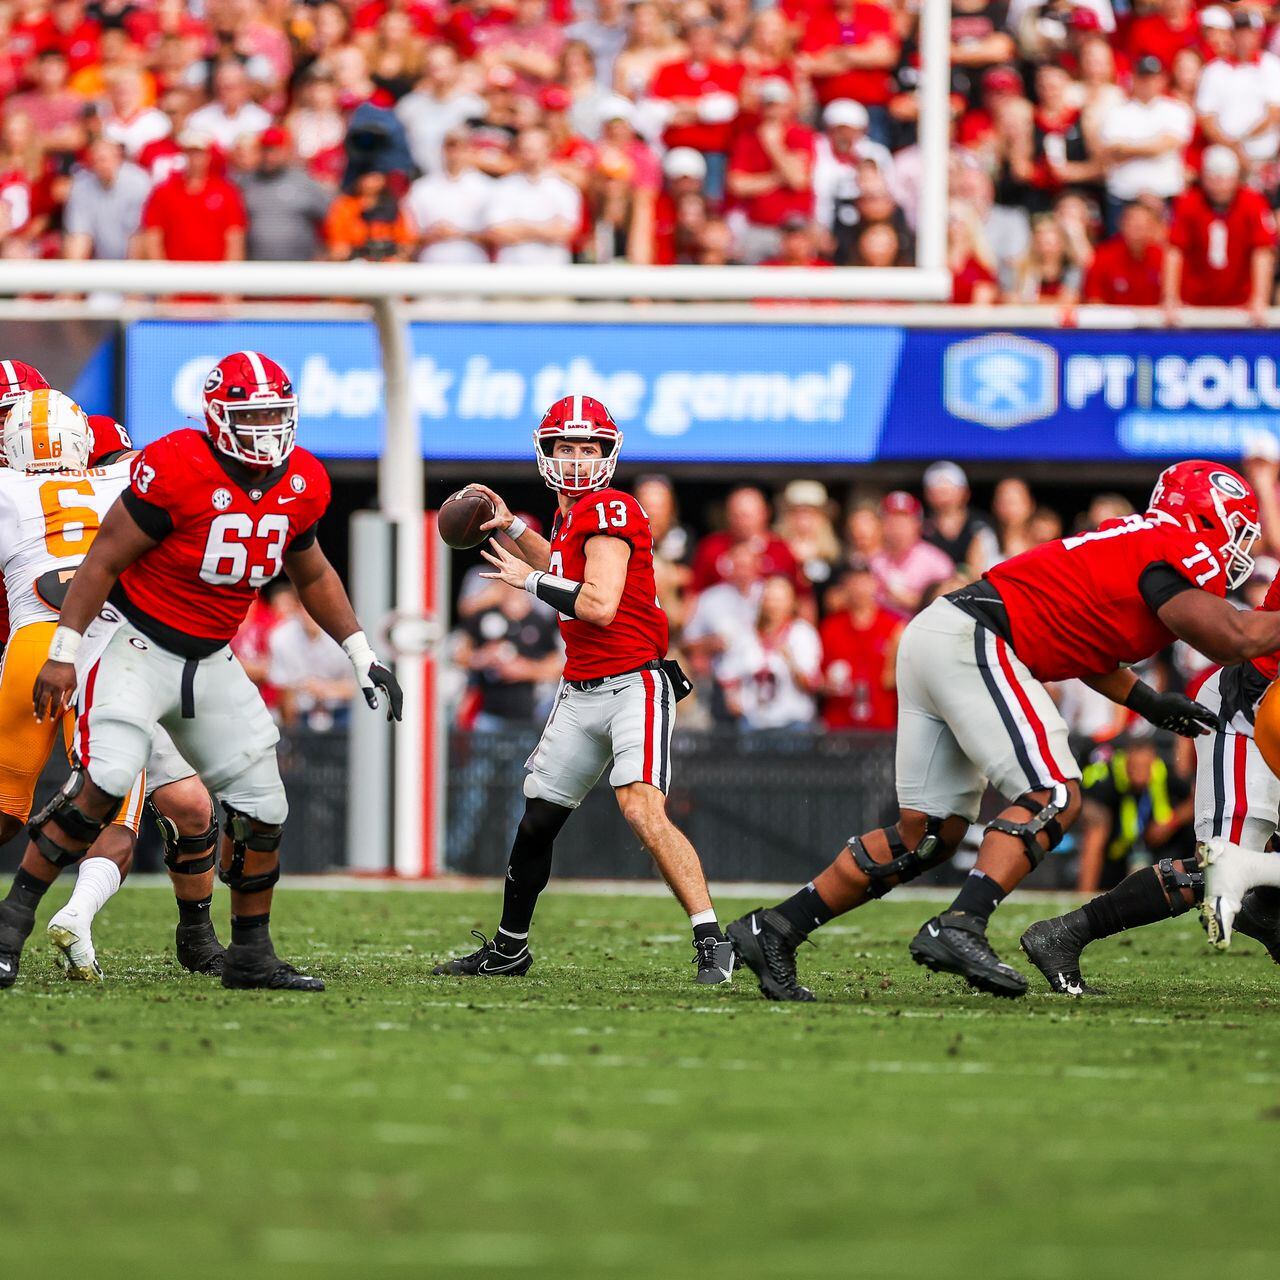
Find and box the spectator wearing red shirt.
[140,131,246,261]
[1127,0,1197,72]
[648,19,745,201]
[8,0,56,74]
[726,77,816,263]
[691,485,802,595]
[1164,145,1276,324]
[819,559,901,732]
[948,205,998,304]
[1084,201,1165,306]
[474,0,564,94]
[797,0,899,145]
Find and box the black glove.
[363,661,404,722]
[1125,679,1218,737]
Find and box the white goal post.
[0,0,952,876]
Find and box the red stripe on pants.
[640,670,656,785]
[77,658,101,765]
[994,637,1067,785]
[1230,733,1249,843]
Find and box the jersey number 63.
[200,512,291,587]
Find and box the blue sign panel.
[124,318,1280,463]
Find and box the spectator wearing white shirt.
[267,589,357,731]
[1196,10,1280,172]
[719,576,822,731]
[396,44,485,175]
[100,68,170,159]
[1098,56,1192,230]
[683,542,764,688]
[187,64,272,153]
[483,126,581,265]
[406,129,494,264]
[812,99,894,245]
[62,138,149,261]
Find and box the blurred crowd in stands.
[0,0,1277,313]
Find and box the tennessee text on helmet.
[203,350,298,468]
[3,388,92,473]
[534,394,623,495]
[1149,459,1260,590]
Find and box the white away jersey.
[0,459,130,632]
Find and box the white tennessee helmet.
[3,388,92,473]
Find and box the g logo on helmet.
[212,487,233,511]
[1209,471,1249,500]
[204,367,224,394]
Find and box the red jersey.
[728,123,816,226]
[799,5,897,106]
[1169,186,1276,307]
[1250,574,1280,682]
[649,58,747,154]
[548,488,668,681]
[116,429,331,657]
[140,174,247,261]
[984,513,1230,682]
[691,531,802,593]
[1083,237,1164,306]
[820,608,900,730]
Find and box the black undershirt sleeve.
[121,488,173,542]
[1138,561,1197,614]
[288,522,318,553]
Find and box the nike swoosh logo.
[0,960,10,972]
[479,953,527,974]
[927,924,940,938]
[278,496,297,505]
[750,916,762,936]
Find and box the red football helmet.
[203,350,298,468]
[0,360,50,466]
[534,394,622,495]
[87,415,134,466]
[1149,459,1260,589]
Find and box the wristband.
[341,630,377,675]
[49,626,81,665]
[506,515,528,540]
[524,570,584,618]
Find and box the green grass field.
[3,881,1279,1280]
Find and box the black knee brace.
[1157,855,1204,913]
[986,784,1069,870]
[849,818,950,899]
[217,802,283,894]
[28,770,120,868]
[150,800,219,876]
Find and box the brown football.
[438,488,496,549]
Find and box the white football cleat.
[46,906,103,982]
[1197,839,1280,951]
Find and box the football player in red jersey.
[730,461,1280,1001]
[433,395,735,985]
[22,351,402,993]
[1023,575,1280,992]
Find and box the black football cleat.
[1230,888,1280,965]
[0,899,36,990]
[726,909,814,1002]
[909,912,1028,998]
[1019,915,1104,995]
[693,937,735,985]
[432,930,533,977]
[175,921,228,976]
[221,943,324,992]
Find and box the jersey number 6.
[201,512,291,587]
